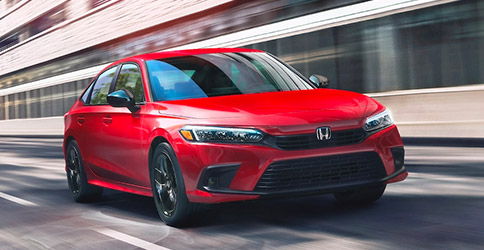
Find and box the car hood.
[154,89,384,133]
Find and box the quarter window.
[90,67,117,105]
[114,64,144,104]
[80,82,94,103]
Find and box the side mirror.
[107,89,140,112]
[309,74,329,88]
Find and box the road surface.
[0,137,483,249]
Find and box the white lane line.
[93,228,170,250]
[0,191,39,206]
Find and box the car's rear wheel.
[151,143,198,227]
[333,184,386,204]
[66,140,103,202]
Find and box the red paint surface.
[64,48,407,203]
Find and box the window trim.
[112,62,147,105]
[144,60,154,102]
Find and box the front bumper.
[201,166,407,197]
[175,125,407,203]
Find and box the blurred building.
[0,0,483,137]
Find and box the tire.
[333,184,386,205]
[66,140,103,202]
[151,142,198,227]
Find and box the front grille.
[254,152,386,193]
[274,128,366,150]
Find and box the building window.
[29,5,66,37]
[0,4,66,52]
[0,32,20,52]
[90,0,111,9]
[5,0,22,8]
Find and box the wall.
[1,86,483,138]
[370,86,484,138]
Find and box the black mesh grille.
[274,128,366,150]
[254,152,386,193]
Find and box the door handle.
[77,115,85,125]
[102,115,112,125]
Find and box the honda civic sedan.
[63,48,407,226]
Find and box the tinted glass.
[7,94,15,119]
[17,92,27,118]
[146,52,313,101]
[90,67,117,105]
[0,96,5,120]
[29,89,41,118]
[114,64,144,103]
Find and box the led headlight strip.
[364,109,394,132]
[180,125,264,143]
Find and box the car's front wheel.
[333,184,386,204]
[66,140,103,202]
[151,143,198,227]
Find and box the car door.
[77,66,119,174]
[97,62,148,187]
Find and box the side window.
[114,64,144,104]
[80,81,94,103]
[90,67,117,105]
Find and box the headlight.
[179,126,264,143]
[364,109,394,132]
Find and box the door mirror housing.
[309,74,329,88]
[107,89,140,112]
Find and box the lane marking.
[93,228,170,250]
[0,191,38,206]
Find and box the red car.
[63,48,407,226]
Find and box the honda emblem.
[316,127,331,140]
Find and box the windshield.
[146,52,314,101]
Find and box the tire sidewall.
[66,140,102,202]
[66,140,86,201]
[150,142,190,225]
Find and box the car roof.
[120,48,264,62]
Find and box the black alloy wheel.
[65,140,103,202]
[154,152,178,217]
[66,145,81,195]
[151,143,198,227]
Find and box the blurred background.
[0,0,483,138]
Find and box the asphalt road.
[0,137,483,250]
